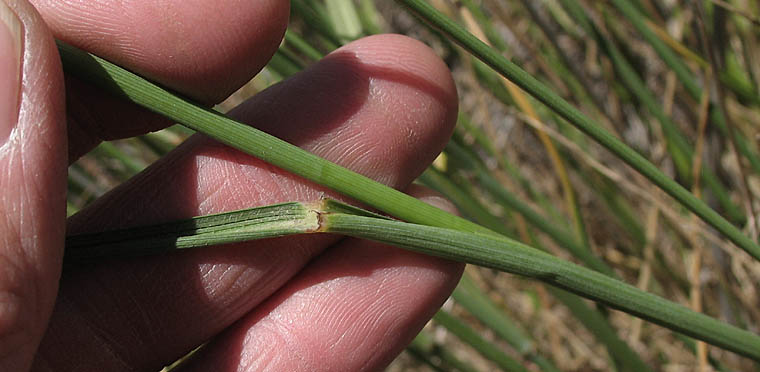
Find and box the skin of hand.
[0,0,464,371]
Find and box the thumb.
[0,0,66,370]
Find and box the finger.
[32,0,288,102]
[0,0,66,370]
[27,0,289,160]
[33,35,458,371]
[182,186,464,372]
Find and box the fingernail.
[0,0,22,145]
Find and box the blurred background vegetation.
[68,1,760,371]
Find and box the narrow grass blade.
[444,141,615,277]
[546,287,653,372]
[408,331,480,372]
[518,0,610,119]
[453,115,561,221]
[357,0,383,35]
[56,41,494,239]
[93,141,146,175]
[284,30,324,61]
[434,310,529,372]
[321,211,760,361]
[609,0,700,97]
[608,0,760,231]
[458,0,591,253]
[267,48,304,78]
[454,274,533,355]
[290,0,341,49]
[431,150,647,370]
[454,274,561,372]
[138,131,179,156]
[66,201,79,217]
[325,0,363,42]
[419,167,512,235]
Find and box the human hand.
[0,0,463,370]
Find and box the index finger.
[28,0,289,160]
[32,0,288,102]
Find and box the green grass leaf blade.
[430,150,647,370]
[408,331,480,372]
[322,212,760,361]
[434,310,530,372]
[93,141,146,175]
[55,41,493,239]
[454,274,561,372]
[546,287,653,372]
[444,141,615,277]
[454,274,534,355]
[284,29,325,61]
[325,0,363,41]
[419,167,511,236]
[291,0,341,49]
[609,0,700,98]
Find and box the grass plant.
[65,1,760,370]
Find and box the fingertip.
[129,0,290,102]
[33,0,290,103]
[181,236,465,372]
[339,33,459,124]
[335,34,458,186]
[230,33,458,188]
